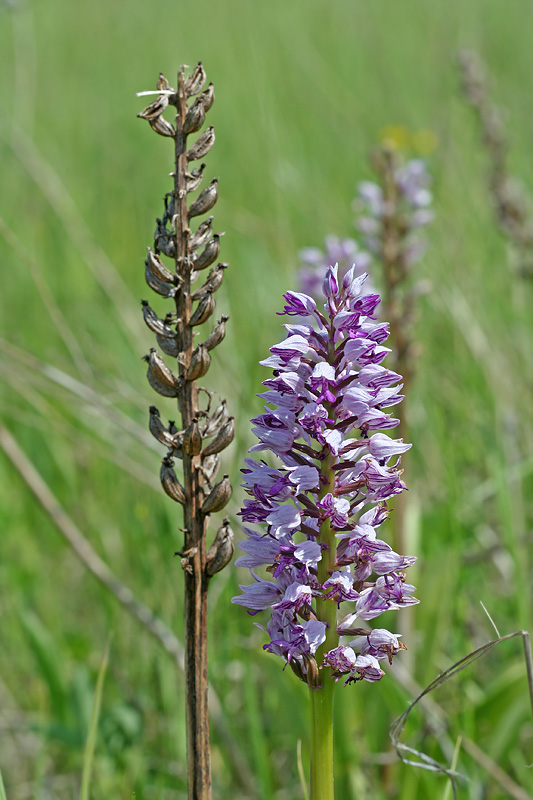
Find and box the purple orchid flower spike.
[232,265,418,799]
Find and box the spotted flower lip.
[232,265,417,686]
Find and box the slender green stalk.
[309,446,337,799]
[80,636,111,800]
[310,677,335,800]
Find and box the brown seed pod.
[187,126,215,162]
[201,474,232,514]
[190,216,213,251]
[184,62,207,96]
[190,292,216,326]
[145,364,179,397]
[202,454,221,487]
[149,406,183,452]
[188,179,218,219]
[183,96,206,135]
[147,348,181,392]
[146,247,176,283]
[202,417,235,457]
[202,314,229,352]
[156,333,179,358]
[144,260,176,298]
[141,301,176,338]
[187,344,211,381]
[150,116,175,138]
[200,82,215,113]
[154,222,176,259]
[138,94,169,121]
[182,418,203,456]
[201,400,228,438]
[191,235,222,272]
[206,518,234,577]
[157,73,173,93]
[160,457,186,504]
[186,163,206,194]
[192,263,227,299]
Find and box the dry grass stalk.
[458,49,533,278]
[367,146,424,395]
[137,64,234,800]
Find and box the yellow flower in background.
[379,125,410,151]
[379,125,439,155]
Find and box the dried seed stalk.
[356,146,433,567]
[458,49,533,279]
[137,63,234,800]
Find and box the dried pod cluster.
[137,63,234,549]
[137,64,235,798]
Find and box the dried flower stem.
[368,148,420,557]
[137,63,234,800]
[458,49,533,279]
[175,69,211,797]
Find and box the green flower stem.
[310,671,335,800]
[309,445,338,800]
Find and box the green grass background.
[1,0,533,797]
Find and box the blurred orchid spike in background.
[137,63,234,800]
[232,264,417,799]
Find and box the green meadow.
[1,0,532,797]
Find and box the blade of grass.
[0,765,7,800]
[80,636,111,800]
[297,740,309,800]
[441,736,462,800]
